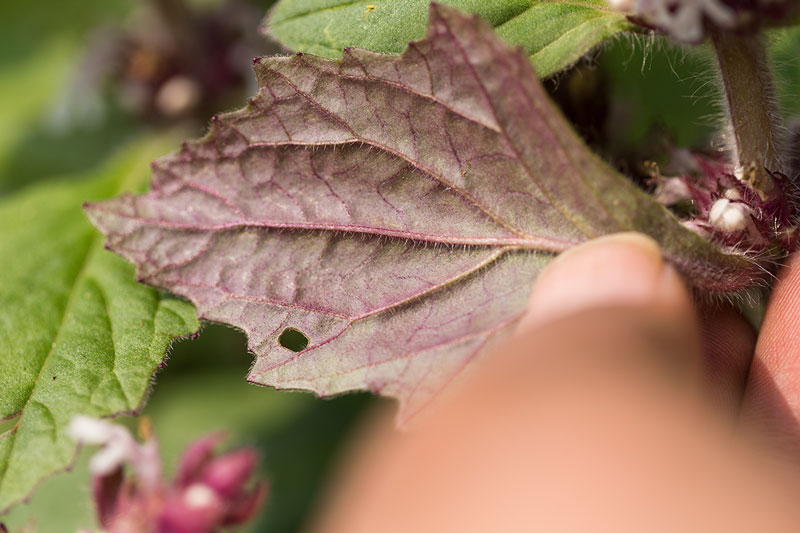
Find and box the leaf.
[87,4,761,422]
[3,325,370,532]
[0,139,199,513]
[265,0,636,78]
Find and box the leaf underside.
[0,141,199,513]
[266,0,636,78]
[87,5,761,422]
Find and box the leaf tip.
[425,2,471,34]
[81,201,101,226]
[428,2,454,19]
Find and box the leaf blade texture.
[0,140,199,512]
[266,0,635,78]
[87,5,761,421]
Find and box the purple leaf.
[86,4,763,421]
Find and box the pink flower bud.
[91,467,124,529]
[176,433,226,488]
[70,418,266,533]
[199,449,257,499]
[161,437,265,531]
[221,483,267,527]
[157,489,225,533]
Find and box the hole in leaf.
[279,328,309,352]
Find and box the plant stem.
[710,30,783,199]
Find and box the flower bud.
[708,198,752,233]
[176,433,226,488]
[69,417,266,533]
[199,449,258,499]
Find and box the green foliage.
[770,26,800,118]
[599,29,800,155]
[0,139,199,512]
[600,39,718,151]
[2,325,370,532]
[0,0,142,196]
[0,41,76,192]
[266,0,635,77]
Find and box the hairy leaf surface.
[87,5,761,421]
[266,0,635,77]
[0,140,198,512]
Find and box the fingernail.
[519,232,689,331]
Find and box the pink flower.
[647,152,798,253]
[158,434,266,533]
[68,417,266,533]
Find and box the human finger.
[741,253,800,453]
[698,302,756,417]
[310,237,800,533]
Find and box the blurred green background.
[1,0,798,531]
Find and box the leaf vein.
[436,12,598,239]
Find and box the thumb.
[509,232,702,386]
[519,232,693,332]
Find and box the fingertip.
[519,232,692,333]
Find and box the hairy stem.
[711,30,783,198]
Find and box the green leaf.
[0,138,199,513]
[2,324,370,532]
[265,0,635,77]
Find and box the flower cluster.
[55,0,265,129]
[649,151,797,252]
[68,416,265,533]
[608,0,794,42]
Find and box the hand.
[311,233,800,533]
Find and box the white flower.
[653,177,692,205]
[67,415,115,445]
[608,0,736,42]
[708,198,752,232]
[67,415,161,487]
